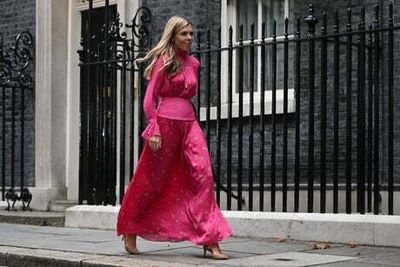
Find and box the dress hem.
[116,229,234,246]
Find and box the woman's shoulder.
[188,55,200,68]
[149,56,167,78]
[154,55,165,67]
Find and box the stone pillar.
[66,0,81,203]
[31,0,69,210]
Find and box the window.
[233,0,293,99]
[200,0,295,121]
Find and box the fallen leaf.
[348,241,357,248]
[277,238,287,242]
[311,242,331,250]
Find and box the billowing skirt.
[116,116,233,245]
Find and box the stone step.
[0,209,65,227]
[49,199,78,212]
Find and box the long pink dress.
[116,49,233,246]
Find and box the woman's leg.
[123,234,139,253]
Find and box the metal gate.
[0,32,34,210]
[78,1,151,205]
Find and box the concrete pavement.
[0,222,399,266]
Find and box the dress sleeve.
[192,56,200,81]
[141,57,165,140]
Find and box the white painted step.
[49,200,78,212]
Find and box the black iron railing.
[79,1,399,215]
[0,32,34,211]
[193,3,398,215]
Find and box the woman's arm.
[143,57,165,120]
[141,57,166,140]
[192,56,200,81]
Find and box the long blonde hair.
[136,16,192,79]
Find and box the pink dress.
[116,49,233,245]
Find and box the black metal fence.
[0,32,34,211]
[78,1,399,215]
[78,1,152,205]
[194,3,399,215]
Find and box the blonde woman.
[116,16,233,260]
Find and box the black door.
[79,5,118,205]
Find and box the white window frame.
[76,0,118,10]
[200,0,295,121]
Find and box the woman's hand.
[149,135,162,151]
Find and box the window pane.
[234,0,291,94]
[236,0,258,93]
[262,0,285,36]
[261,0,293,91]
[235,46,259,93]
[237,0,258,40]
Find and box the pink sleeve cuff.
[141,119,161,140]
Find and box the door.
[79,5,118,205]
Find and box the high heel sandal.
[202,244,228,260]
[121,235,141,254]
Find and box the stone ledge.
[65,205,400,247]
[0,204,65,227]
[65,205,118,230]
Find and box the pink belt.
[157,97,196,121]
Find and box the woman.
[116,16,233,260]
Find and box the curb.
[0,246,191,267]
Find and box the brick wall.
[142,0,221,45]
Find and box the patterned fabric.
[141,49,200,140]
[116,49,233,245]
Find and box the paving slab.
[202,252,355,267]
[354,250,400,266]
[0,223,190,256]
[311,261,393,267]
[139,245,254,265]
[219,237,317,255]
[81,256,191,267]
[0,246,100,267]
[0,222,400,266]
[308,244,400,266]
[308,244,400,258]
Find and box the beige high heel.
[202,244,228,260]
[121,235,141,254]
